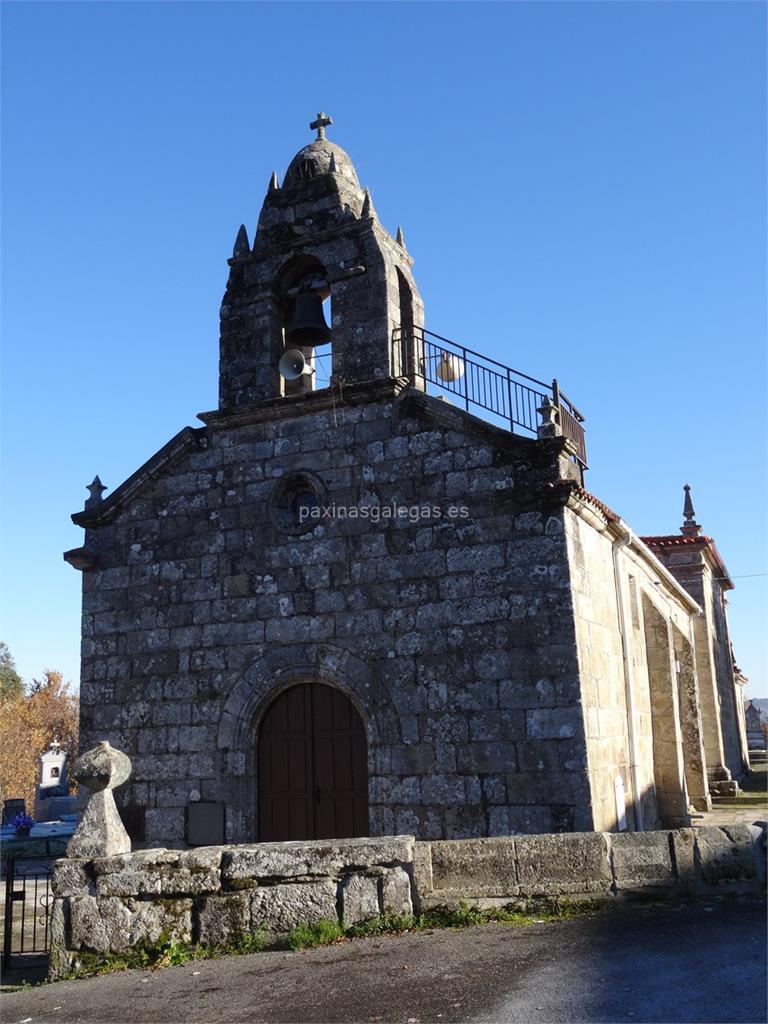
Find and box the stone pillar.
[672,628,711,812]
[642,598,690,828]
[691,610,733,788]
[67,741,132,859]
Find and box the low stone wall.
[49,826,765,979]
[49,835,414,979]
[415,826,766,907]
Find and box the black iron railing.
[2,839,67,972]
[392,326,587,471]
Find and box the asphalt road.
[2,899,765,1024]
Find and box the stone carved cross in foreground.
[67,741,132,859]
[310,111,333,140]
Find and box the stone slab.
[48,899,73,981]
[68,895,130,953]
[381,867,413,916]
[515,832,612,895]
[610,831,676,891]
[251,880,338,934]
[196,893,251,946]
[222,835,414,886]
[695,826,758,889]
[429,838,518,898]
[128,898,193,948]
[51,859,92,898]
[340,874,380,926]
[67,895,193,953]
[411,842,433,911]
[94,847,222,897]
[670,828,697,890]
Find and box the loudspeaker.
[279,349,314,381]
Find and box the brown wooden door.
[258,683,369,842]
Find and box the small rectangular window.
[186,802,225,846]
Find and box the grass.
[287,919,344,950]
[289,897,603,949]
[64,930,268,980]
[714,762,768,812]
[58,896,601,979]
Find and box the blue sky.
[2,1,766,695]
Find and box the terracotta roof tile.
[641,534,733,588]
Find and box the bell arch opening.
[396,268,414,378]
[257,681,369,842]
[277,255,333,396]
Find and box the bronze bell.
[286,293,331,347]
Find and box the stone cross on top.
[310,111,333,140]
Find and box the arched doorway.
[257,682,369,842]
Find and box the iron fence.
[392,326,587,471]
[2,839,67,973]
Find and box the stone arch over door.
[217,644,397,843]
[258,682,369,842]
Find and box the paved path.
[2,899,765,1024]
[693,761,768,829]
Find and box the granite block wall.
[49,826,766,979]
[75,387,596,846]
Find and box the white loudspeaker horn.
[279,349,314,381]
[436,352,465,383]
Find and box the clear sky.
[2,2,766,695]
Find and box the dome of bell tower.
[283,138,361,191]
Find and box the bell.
[286,293,331,347]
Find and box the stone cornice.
[70,426,206,529]
[395,388,570,463]
[547,480,703,615]
[198,378,407,430]
[71,383,570,530]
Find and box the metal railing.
[2,839,67,973]
[392,326,588,471]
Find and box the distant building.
[34,738,76,821]
[744,700,766,750]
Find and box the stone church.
[65,114,748,848]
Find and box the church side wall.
[564,513,701,831]
[706,574,748,778]
[564,511,638,831]
[655,549,747,780]
[77,395,594,846]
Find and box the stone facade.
[69,389,601,844]
[65,117,743,848]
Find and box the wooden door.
[258,683,369,842]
